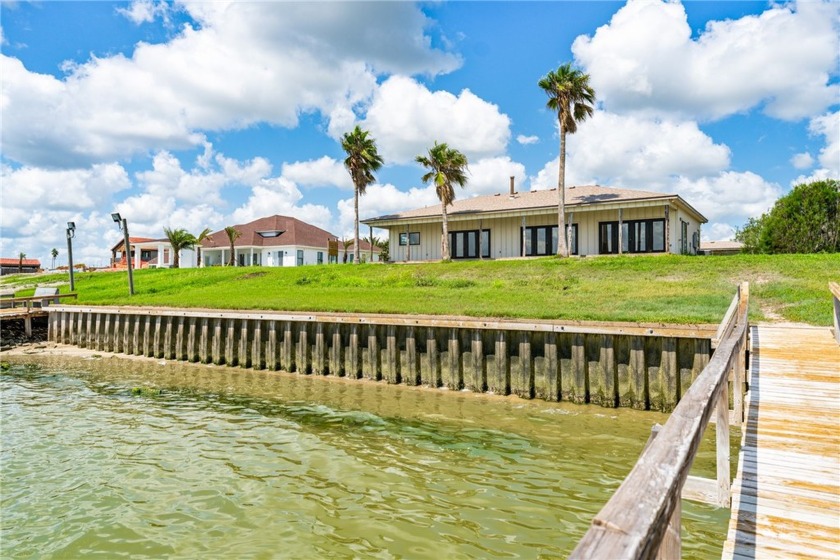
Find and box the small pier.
[723,324,840,559]
[571,282,840,558]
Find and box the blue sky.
[1,0,838,268]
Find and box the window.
[317,252,324,264]
[328,255,337,264]
[600,219,665,254]
[680,220,689,254]
[521,225,576,256]
[296,250,304,266]
[399,232,420,246]
[448,230,491,259]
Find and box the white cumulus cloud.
[530,111,730,190]
[1,2,459,168]
[516,135,539,145]
[790,152,815,170]
[360,75,511,164]
[281,156,353,190]
[572,0,839,121]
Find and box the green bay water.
[1,355,728,559]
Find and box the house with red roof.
[110,237,197,269]
[200,215,381,267]
[0,258,41,275]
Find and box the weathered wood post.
[488,330,509,395]
[328,323,343,376]
[280,320,294,372]
[467,329,485,392]
[363,325,380,380]
[239,319,251,368]
[444,328,461,390]
[199,317,210,364]
[383,325,399,383]
[512,331,533,398]
[251,319,265,370]
[225,318,238,367]
[212,317,224,365]
[717,367,731,508]
[313,322,327,375]
[266,320,278,370]
[346,324,360,379]
[402,326,419,386]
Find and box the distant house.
[110,237,196,269]
[200,215,381,267]
[700,240,744,256]
[0,258,41,275]
[363,183,706,261]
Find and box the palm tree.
[224,226,241,266]
[341,126,384,265]
[194,227,212,268]
[538,63,595,257]
[416,142,469,261]
[163,227,197,269]
[18,252,25,273]
[51,248,58,269]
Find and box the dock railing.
[830,282,840,346]
[570,282,749,559]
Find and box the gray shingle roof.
[365,185,686,223]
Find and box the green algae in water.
[0,356,729,559]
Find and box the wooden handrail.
[570,282,749,559]
[830,282,840,346]
[1,293,78,304]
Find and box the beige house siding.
[370,186,706,262]
[387,203,703,261]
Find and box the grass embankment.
[2,254,836,325]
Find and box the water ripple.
[1,357,727,559]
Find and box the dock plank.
[722,325,840,559]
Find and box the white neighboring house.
[200,215,381,267]
[110,237,196,269]
[363,182,706,261]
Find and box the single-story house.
[110,237,197,269]
[0,258,41,275]
[363,183,707,261]
[200,215,381,267]
[700,240,744,256]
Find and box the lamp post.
[111,213,135,296]
[66,221,76,291]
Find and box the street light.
[111,212,135,296]
[66,221,76,291]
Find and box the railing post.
[716,374,731,507]
[644,424,682,559]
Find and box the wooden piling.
[45,307,717,413]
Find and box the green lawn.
[2,254,837,326]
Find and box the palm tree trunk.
[557,116,569,258]
[173,250,180,269]
[197,247,202,268]
[354,186,361,264]
[441,204,451,261]
[229,243,235,266]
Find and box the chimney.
[509,176,515,196]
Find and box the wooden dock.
[723,324,840,559]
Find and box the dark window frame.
[448,229,491,259]
[599,218,666,254]
[520,224,577,256]
[296,249,304,266]
[399,232,421,246]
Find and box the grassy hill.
[2,254,837,326]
